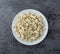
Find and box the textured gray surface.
[0,0,60,54]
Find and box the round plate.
[12,9,48,45]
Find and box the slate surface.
[0,0,60,54]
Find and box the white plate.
[12,9,48,45]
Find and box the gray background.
[0,0,60,54]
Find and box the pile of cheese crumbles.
[13,12,44,42]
